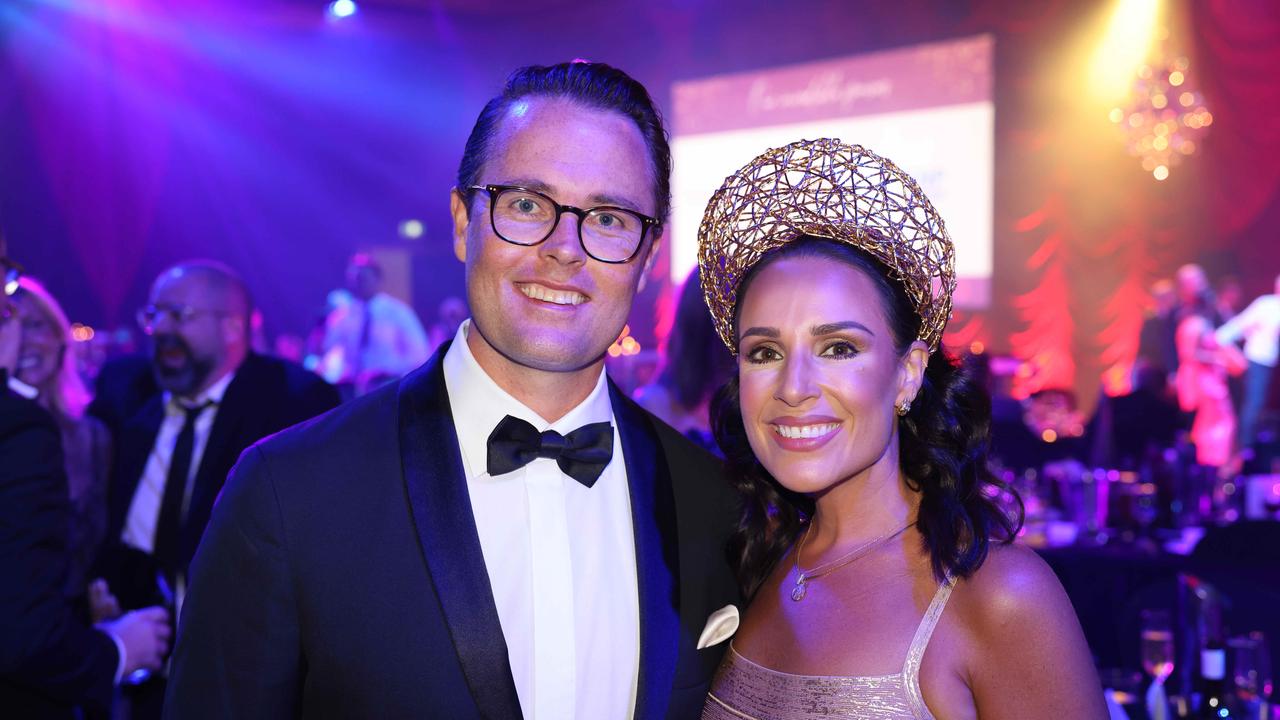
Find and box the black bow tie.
[486,415,614,488]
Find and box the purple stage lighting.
[327,0,357,20]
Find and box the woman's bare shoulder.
[941,544,1108,719]
[947,543,1074,634]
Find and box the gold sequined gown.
[702,580,954,720]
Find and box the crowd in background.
[3,227,1277,717]
[1,249,461,716]
[1133,264,1280,474]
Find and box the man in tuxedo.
[89,352,159,443]
[92,261,339,718]
[166,62,740,719]
[0,241,169,717]
[101,261,340,608]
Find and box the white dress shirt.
[121,370,235,555]
[320,292,430,382]
[1216,294,1280,367]
[442,320,640,720]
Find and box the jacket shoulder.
[616,393,735,511]
[255,379,393,454]
[235,354,342,412]
[240,354,333,391]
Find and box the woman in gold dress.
[697,139,1106,719]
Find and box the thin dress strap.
[903,577,955,720]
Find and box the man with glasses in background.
[0,239,171,717]
[92,260,339,719]
[166,62,739,719]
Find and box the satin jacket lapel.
[183,357,256,560]
[111,396,165,535]
[398,343,523,719]
[610,381,680,720]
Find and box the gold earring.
[896,400,911,416]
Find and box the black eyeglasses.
[137,304,228,334]
[2,258,22,297]
[467,184,659,264]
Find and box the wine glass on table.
[1131,479,1159,550]
[1141,609,1175,717]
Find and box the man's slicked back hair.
[456,61,672,224]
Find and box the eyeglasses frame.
[136,304,231,334]
[466,184,660,264]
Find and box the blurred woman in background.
[633,268,734,449]
[13,277,111,598]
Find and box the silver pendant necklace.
[790,521,915,602]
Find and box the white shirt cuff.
[100,626,127,685]
[6,375,38,399]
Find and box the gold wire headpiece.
[697,138,956,353]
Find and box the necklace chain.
[790,520,915,602]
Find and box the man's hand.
[101,606,172,677]
[88,578,123,624]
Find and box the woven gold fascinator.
[697,138,956,353]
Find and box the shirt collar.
[165,365,236,414]
[442,319,614,480]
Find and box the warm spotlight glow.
[608,324,638,357]
[969,341,985,355]
[1109,108,1124,123]
[1089,0,1162,101]
[1168,70,1184,86]
[1151,93,1167,109]
[1179,91,1195,107]
[1153,165,1169,180]
[1041,429,1058,443]
[70,323,96,342]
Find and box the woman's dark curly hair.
[711,238,1023,599]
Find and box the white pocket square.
[696,604,739,650]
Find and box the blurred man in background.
[1216,272,1280,459]
[320,252,430,395]
[94,260,340,718]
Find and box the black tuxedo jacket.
[88,353,159,441]
[102,353,340,598]
[165,344,740,719]
[0,373,119,717]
